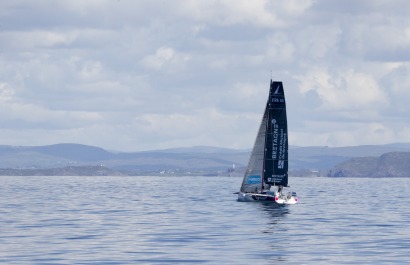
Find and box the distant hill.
[0,143,250,175]
[289,143,410,170]
[31,143,114,161]
[1,143,410,176]
[328,152,410,178]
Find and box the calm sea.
[1,175,409,264]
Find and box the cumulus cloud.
[298,68,387,110]
[177,0,314,27]
[142,46,191,72]
[0,0,409,151]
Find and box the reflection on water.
[258,203,291,263]
[259,202,289,227]
[260,202,290,215]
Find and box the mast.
[261,95,269,191]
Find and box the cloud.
[298,68,387,111]
[0,82,14,102]
[142,46,191,72]
[1,0,410,151]
[177,0,314,28]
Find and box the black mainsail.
[240,80,288,193]
[264,80,288,187]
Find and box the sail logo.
[246,175,261,184]
[267,175,285,182]
[272,124,279,160]
[278,160,285,169]
[274,85,280,94]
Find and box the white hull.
[237,191,298,204]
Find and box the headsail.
[239,106,268,193]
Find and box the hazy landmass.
[328,152,410,178]
[1,143,410,177]
[0,165,123,176]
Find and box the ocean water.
[1,175,409,265]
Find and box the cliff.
[328,152,410,178]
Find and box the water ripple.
[1,176,410,264]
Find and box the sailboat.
[237,80,298,204]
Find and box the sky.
[1,0,410,152]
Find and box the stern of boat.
[274,191,298,205]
